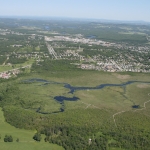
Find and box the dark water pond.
[132,105,140,108]
[54,96,79,103]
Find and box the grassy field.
[17,47,33,53]
[0,142,64,150]
[0,66,12,72]
[125,83,150,107]
[13,71,150,114]
[0,59,34,72]
[0,107,64,150]
[35,46,40,51]
[18,82,68,113]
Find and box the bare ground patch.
[114,74,131,80]
[137,84,150,88]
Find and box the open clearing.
[12,71,150,114]
[0,108,64,150]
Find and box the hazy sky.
[0,0,150,22]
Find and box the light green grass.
[0,142,64,150]
[35,46,40,51]
[15,59,34,67]
[119,31,146,35]
[0,66,12,72]
[17,72,150,113]
[17,47,33,53]
[0,59,34,72]
[75,86,132,111]
[125,83,150,107]
[0,107,64,150]
[18,83,70,113]
[31,71,125,87]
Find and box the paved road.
[46,42,58,59]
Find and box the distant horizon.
[0,15,150,24]
[0,0,150,22]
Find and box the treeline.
[80,49,117,58]
[31,59,79,73]
[0,56,7,65]
[7,56,27,64]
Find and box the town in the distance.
[0,18,150,79]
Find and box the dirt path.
[2,56,9,66]
[80,101,91,109]
[113,111,126,127]
[81,101,103,110]
[113,93,150,127]
[134,93,150,112]
[85,104,91,109]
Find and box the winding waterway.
[23,78,150,93]
[23,78,150,113]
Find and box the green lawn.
[0,107,64,150]
[0,142,64,150]
[0,66,12,72]
[18,82,69,113]
[0,59,34,72]
[15,71,150,113]
[35,46,40,51]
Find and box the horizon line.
[0,15,150,24]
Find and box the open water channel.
[23,78,150,113]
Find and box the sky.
[0,0,150,22]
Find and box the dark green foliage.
[3,106,40,129]
[31,59,78,73]
[4,135,13,142]
[0,56,7,65]
[16,138,19,142]
[33,132,41,142]
[7,55,27,64]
